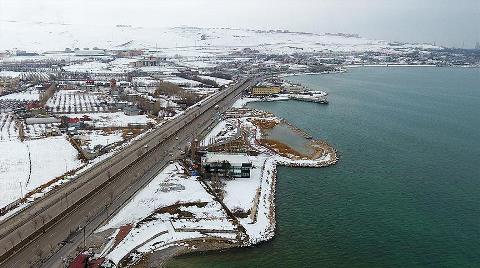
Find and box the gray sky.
[1,0,479,48]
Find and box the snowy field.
[97,163,238,265]
[99,163,216,230]
[0,22,440,55]
[66,112,155,128]
[198,75,232,86]
[47,90,111,113]
[162,76,203,87]
[185,87,218,95]
[0,71,50,81]
[0,136,82,208]
[83,130,124,150]
[0,71,22,78]
[64,58,136,74]
[131,76,159,87]
[218,154,266,215]
[0,89,40,102]
[25,123,60,139]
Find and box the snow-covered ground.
[214,97,337,244]
[64,58,136,74]
[0,71,22,78]
[99,163,213,230]
[222,155,266,214]
[232,97,261,108]
[66,112,155,128]
[200,118,238,146]
[131,76,159,87]
[161,76,203,87]
[0,113,18,141]
[97,163,238,265]
[0,89,40,102]
[25,123,60,139]
[198,75,232,86]
[0,136,82,208]
[47,90,111,113]
[239,157,277,244]
[0,22,441,55]
[185,87,218,96]
[198,113,277,245]
[83,130,124,150]
[91,96,337,264]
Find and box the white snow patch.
[66,112,154,128]
[0,136,82,208]
[0,89,40,102]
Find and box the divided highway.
[0,77,256,268]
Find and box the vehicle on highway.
[175,136,179,140]
[0,78,255,267]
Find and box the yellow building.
[251,86,281,96]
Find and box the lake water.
[167,67,480,267]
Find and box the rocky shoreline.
[157,98,338,266]
[86,96,338,267]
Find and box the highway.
[0,77,256,268]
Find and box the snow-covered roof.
[202,152,251,165]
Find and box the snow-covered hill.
[0,21,440,55]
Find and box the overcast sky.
[1,0,479,48]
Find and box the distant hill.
[0,21,441,54]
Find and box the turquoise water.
[167,67,480,267]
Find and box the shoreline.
[158,98,338,266]
[87,95,338,267]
